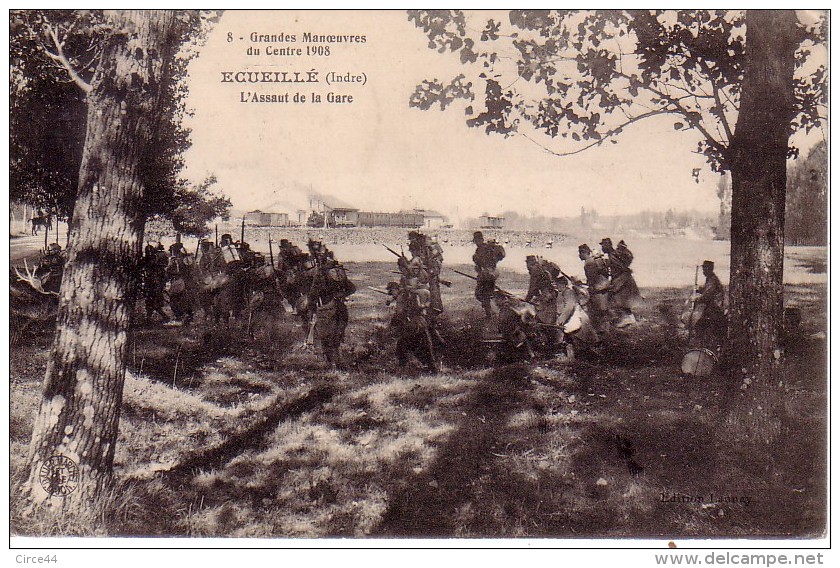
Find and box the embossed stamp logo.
[39,455,80,496]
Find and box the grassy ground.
[9,257,827,538]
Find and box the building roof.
[309,192,358,211]
[257,201,300,216]
[410,208,448,219]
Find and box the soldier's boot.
[615,312,636,328]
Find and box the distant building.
[357,211,424,228]
[479,215,505,229]
[247,209,290,227]
[309,195,360,227]
[411,209,449,229]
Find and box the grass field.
[9,243,828,539]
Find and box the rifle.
[368,286,392,296]
[450,268,520,299]
[687,265,699,344]
[215,225,218,247]
[533,321,565,330]
[383,244,406,260]
[451,268,479,281]
[268,236,275,269]
[306,311,317,346]
[423,323,437,370]
[240,217,246,244]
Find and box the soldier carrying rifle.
[472,231,506,319]
[382,276,438,373]
[305,240,356,366]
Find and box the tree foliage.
[9,9,228,233]
[785,140,827,245]
[408,10,826,173]
[152,175,232,237]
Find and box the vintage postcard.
[8,8,829,556]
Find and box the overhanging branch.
[519,108,684,157]
[42,24,92,94]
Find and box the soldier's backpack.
[615,241,634,268]
[540,259,561,280]
[490,241,506,262]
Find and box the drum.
[681,348,717,377]
[221,245,241,263]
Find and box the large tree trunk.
[724,10,798,452]
[24,10,178,514]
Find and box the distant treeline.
[463,208,717,239]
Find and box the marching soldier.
[472,231,506,318]
[600,237,642,328]
[387,276,437,372]
[278,239,306,271]
[306,244,356,366]
[218,234,247,321]
[525,255,598,359]
[166,242,196,324]
[578,244,611,332]
[525,255,562,349]
[142,243,169,323]
[554,275,599,359]
[407,231,445,317]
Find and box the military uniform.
[524,256,565,348]
[166,247,196,324]
[308,247,356,365]
[472,231,505,318]
[579,244,610,332]
[389,277,437,371]
[601,238,642,327]
[143,244,169,322]
[694,260,725,348]
[409,232,444,316]
[496,291,539,359]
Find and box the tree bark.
[24,10,179,514]
[725,10,798,452]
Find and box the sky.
[181,10,824,223]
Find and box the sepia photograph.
[7,8,829,550]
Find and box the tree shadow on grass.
[375,362,539,536]
[162,384,335,486]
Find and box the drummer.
[694,260,725,347]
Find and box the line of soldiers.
[377,230,598,367]
[141,234,356,365]
[376,231,653,367]
[35,229,724,372]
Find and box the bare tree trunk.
[724,10,798,454]
[24,10,179,515]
